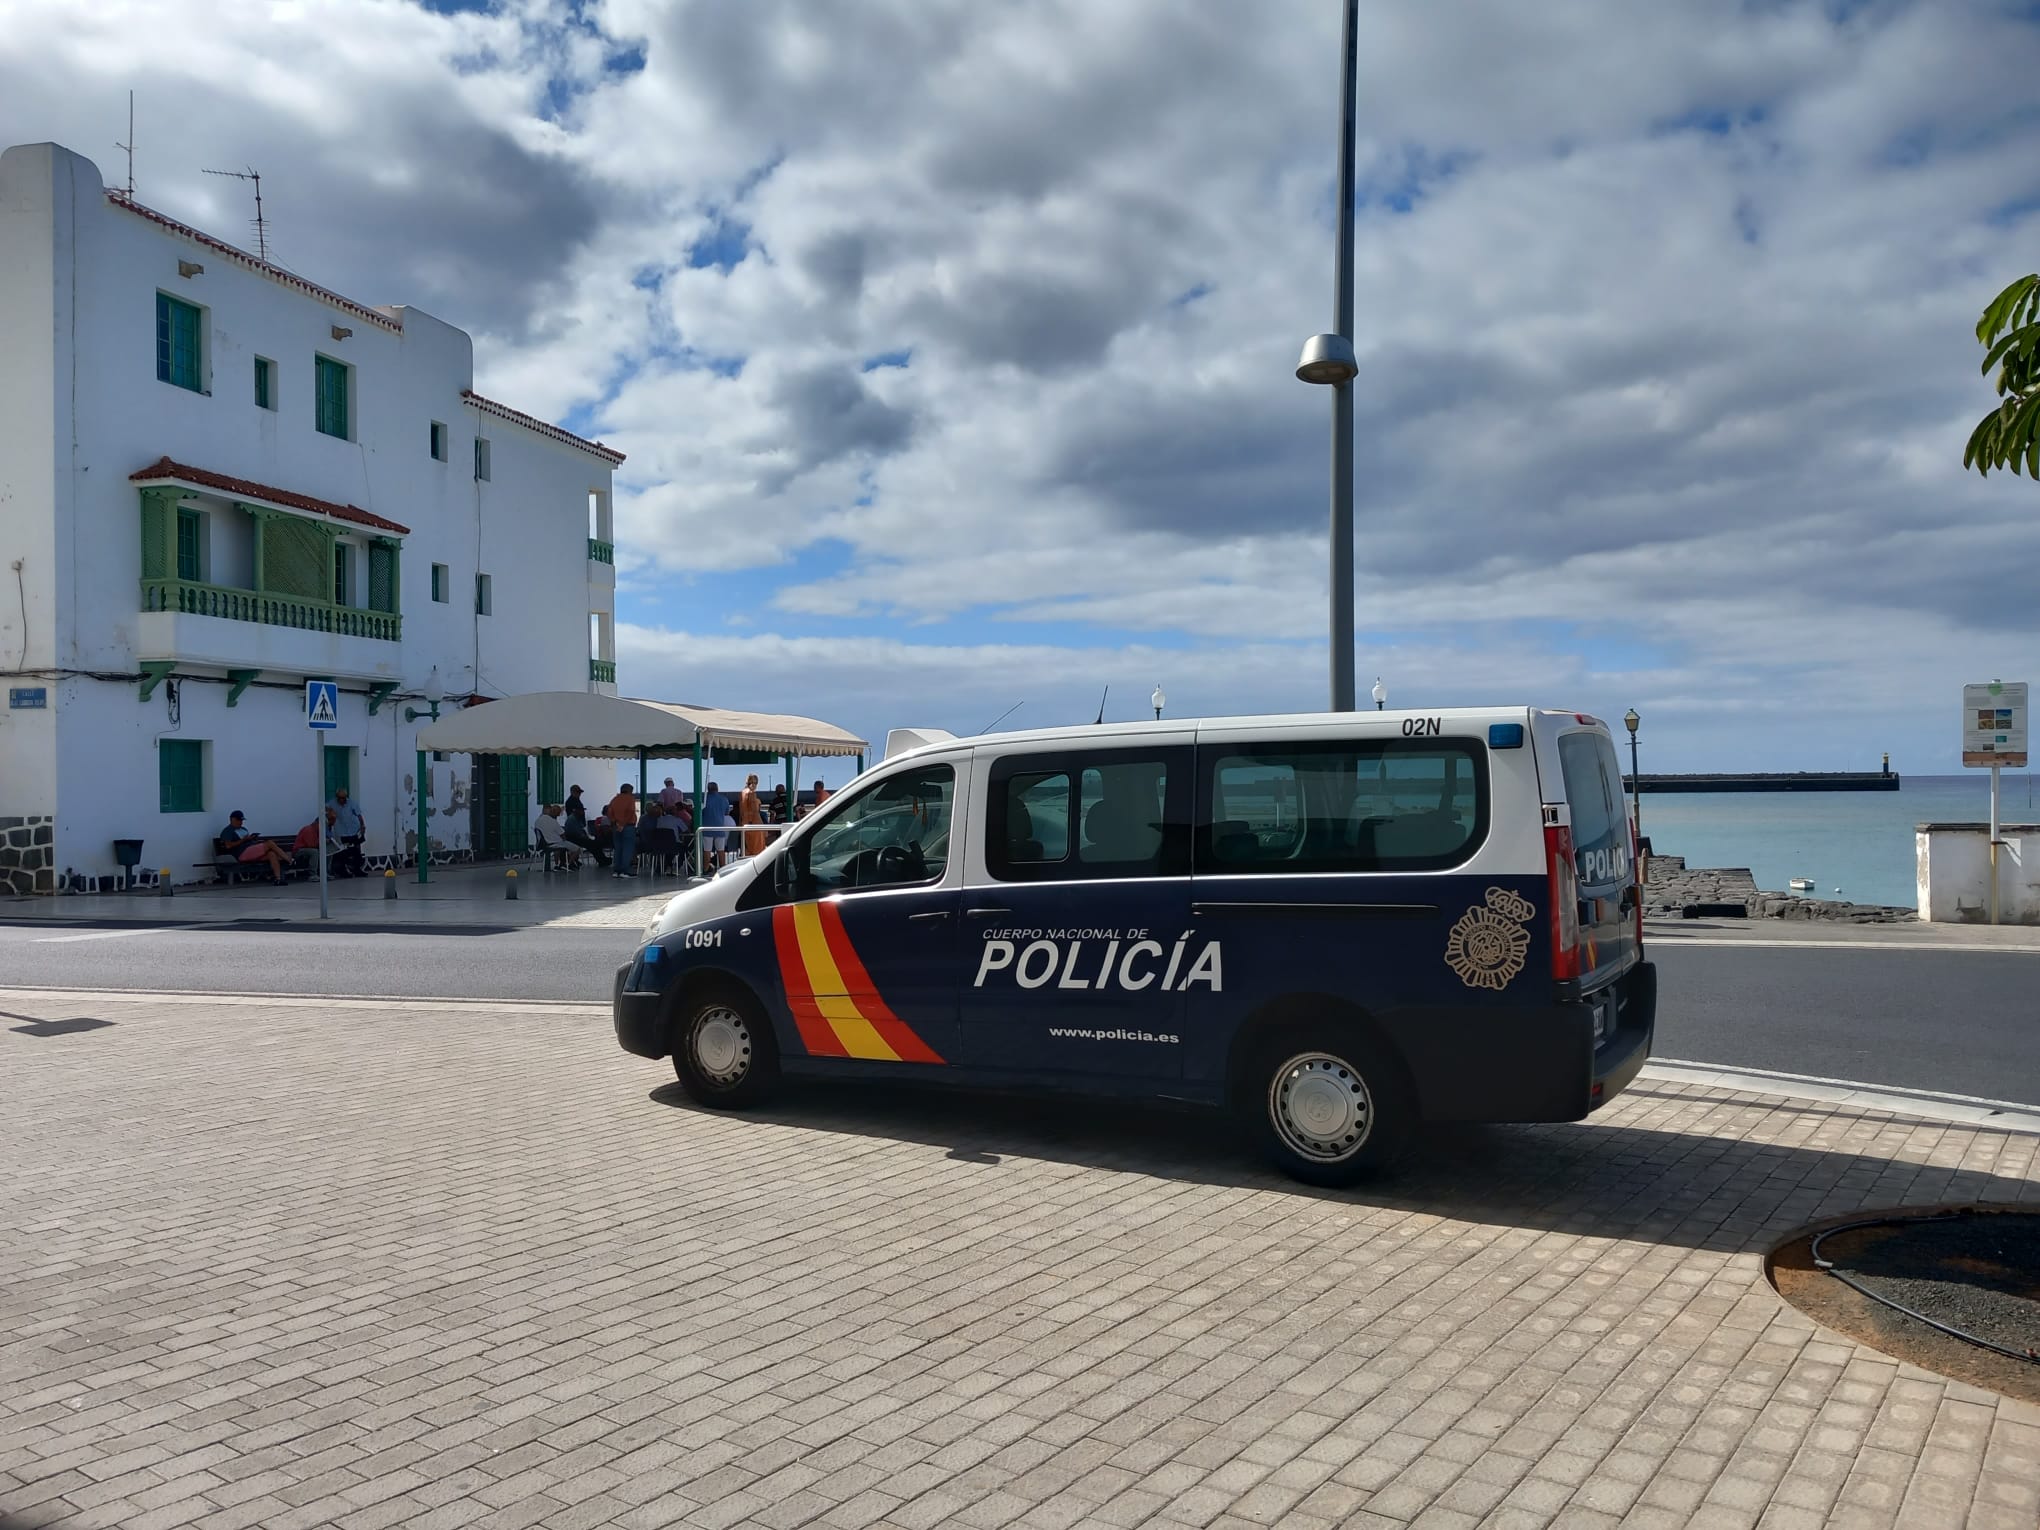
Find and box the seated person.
[533,803,580,867]
[218,810,291,884]
[291,807,340,876]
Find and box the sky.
[5,0,2040,776]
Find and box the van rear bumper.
[1392,959,1656,1124]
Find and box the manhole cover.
[1769,1206,2040,1404]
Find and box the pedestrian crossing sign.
[306,680,340,730]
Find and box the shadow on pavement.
[649,1078,2039,1255]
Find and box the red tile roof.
[464,390,626,465]
[109,192,403,333]
[129,458,411,536]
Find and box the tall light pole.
[1623,708,1642,836]
[404,665,445,884]
[1296,0,1361,712]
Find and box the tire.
[1243,1026,1413,1185]
[671,987,780,1109]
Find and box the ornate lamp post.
[1371,677,1386,711]
[1151,684,1167,721]
[1623,708,1642,836]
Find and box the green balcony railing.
[590,658,616,684]
[587,538,614,564]
[141,577,401,641]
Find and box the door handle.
[908,911,951,924]
[965,907,1010,918]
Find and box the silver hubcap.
[1269,1051,1373,1162]
[692,1007,751,1085]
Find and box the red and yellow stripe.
[772,902,944,1064]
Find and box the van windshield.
[1557,732,1628,887]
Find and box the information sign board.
[1962,680,2027,769]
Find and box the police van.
[613,708,1655,1185]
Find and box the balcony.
[590,658,616,685]
[143,577,401,641]
[588,538,614,564]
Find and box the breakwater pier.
[1624,771,1900,793]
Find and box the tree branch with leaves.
[1964,273,2040,479]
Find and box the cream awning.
[414,691,868,759]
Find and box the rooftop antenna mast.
[202,165,268,261]
[113,90,135,197]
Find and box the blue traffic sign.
[306,680,340,730]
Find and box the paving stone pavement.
[2,986,2036,1530]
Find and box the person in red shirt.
[292,807,338,877]
[605,785,640,879]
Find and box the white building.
[0,142,623,894]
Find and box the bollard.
[505,869,518,900]
[384,869,398,900]
[158,867,174,897]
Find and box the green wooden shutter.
[254,357,271,409]
[139,490,172,580]
[159,740,205,813]
[496,756,529,853]
[367,541,396,613]
[536,754,564,806]
[262,515,331,599]
[156,295,202,390]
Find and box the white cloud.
[5,0,2040,774]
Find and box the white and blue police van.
[613,708,1655,1185]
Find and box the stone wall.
[1643,853,1916,924]
[0,816,54,895]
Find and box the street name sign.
[1962,680,2027,769]
[306,680,340,730]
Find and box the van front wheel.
[672,989,779,1109]
[1247,1031,1411,1185]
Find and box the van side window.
[794,764,954,894]
[987,750,1187,881]
[1557,733,1626,885]
[1199,741,1487,873]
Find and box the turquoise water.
[1639,775,2039,909]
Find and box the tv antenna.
[113,90,135,197]
[202,165,269,261]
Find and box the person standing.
[805,780,831,818]
[700,781,731,872]
[739,774,765,859]
[606,783,640,878]
[327,786,366,878]
[658,777,684,811]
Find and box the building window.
[475,573,493,615]
[431,563,449,602]
[175,507,203,581]
[159,739,206,814]
[315,355,350,439]
[254,356,275,410]
[430,421,448,461]
[474,438,491,481]
[155,293,203,392]
[333,543,352,606]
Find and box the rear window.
[1199,740,1487,873]
[1556,731,1629,886]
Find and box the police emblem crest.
[1444,887,1536,990]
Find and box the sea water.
[1638,774,2040,910]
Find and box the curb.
[1642,1059,2040,1135]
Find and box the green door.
[497,756,529,854]
[535,753,564,808]
[323,745,352,803]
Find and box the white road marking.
[1650,935,2040,955]
[32,928,173,944]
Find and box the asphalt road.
[2,920,2036,1108]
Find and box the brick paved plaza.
[2,987,2037,1530]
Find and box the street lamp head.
[1623,708,1640,736]
[1371,677,1387,710]
[423,665,444,706]
[1295,332,1358,386]
[1151,684,1166,716]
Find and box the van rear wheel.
[672,989,779,1109]
[1247,1030,1411,1185]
